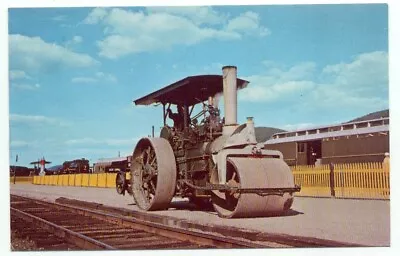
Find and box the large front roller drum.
[212,157,295,218]
[131,137,177,211]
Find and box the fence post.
[383,152,390,199]
[329,162,335,197]
[383,152,390,172]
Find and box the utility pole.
[13,154,18,184]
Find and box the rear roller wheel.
[116,172,126,195]
[131,137,177,211]
[212,157,295,218]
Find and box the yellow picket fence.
[9,176,34,184]
[292,162,390,199]
[292,165,332,197]
[32,173,118,188]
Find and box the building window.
[308,130,317,135]
[297,142,305,153]
[319,128,329,133]
[329,126,341,132]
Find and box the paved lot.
[10,183,390,246]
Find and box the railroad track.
[10,194,362,250]
[11,215,80,250]
[10,195,269,250]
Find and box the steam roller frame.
[131,137,177,211]
[211,157,296,218]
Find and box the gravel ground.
[9,183,390,246]
[11,232,37,251]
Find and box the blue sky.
[8,4,389,167]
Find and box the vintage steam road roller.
[118,66,300,218]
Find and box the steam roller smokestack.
[222,65,238,135]
[208,96,214,106]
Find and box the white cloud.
[83,7,108,24]
[239,62,317,102]
[52,15,67,22]
[95,72,117,83]
[106,138,139,146]
[203,62,224,71]
[9,34,99,73]
[65,35,83,48]
[65,138,99,145]
[306,51,388,110]
[65,137,139,146]
[261,60,278,68]
[10,140,30,148]
[11,83,41,90]
[239,51,388,113]
[71,72,117,84]
[226,11,270,36]
[10,114,54,123]
[83,7,268,59]
[73,36,83,43]
[96,9,240,58]
[256,61,316,83]
[71,77,97,83]
[280,123,317,131]
[9,70,31,80]
[9,114,70,126]
[146,6,227,25]
[275,62,316,81]
[239,78,315,102]
[310,84,388,110]
[321,51,388,96]
[273,81,315,94]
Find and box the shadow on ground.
[169,200,304,218]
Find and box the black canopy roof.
[134,75,249,106]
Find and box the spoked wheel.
[131,137,177,211]
[137,146,157,203]
[116,172,126,195]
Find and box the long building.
[264,117,389,166]
[93,156,132,173]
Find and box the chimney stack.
[222,66,238,135]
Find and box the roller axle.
[183,180,300,195]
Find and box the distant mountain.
[255,127,287,143]
[347,109,389,123]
